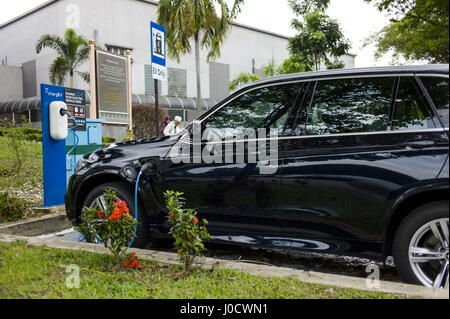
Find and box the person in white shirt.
[163,116,183,136]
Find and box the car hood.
[86,135,180,165]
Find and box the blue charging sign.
[151,21,167,81]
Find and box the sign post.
[151,21,167,136]
[155,79,159,136]
[95,49,130,125]
[89,41,132,137]
[126,50,133,136]
[88,39,97,119]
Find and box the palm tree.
[158,0,244,99]
[36,29,89,88]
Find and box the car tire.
[81,182,152,248]
[393,201,449,288]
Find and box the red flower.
[192,217,198,225]
[113,199,129,213]
[109,208,122,221]
[124,252,142,269]
[98,211,104,219]
[168,213,174,220]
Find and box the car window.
[420,76,449,127]
[283,81,316,137]
[392,77,437,131]
[202,83,303,141]
[304,77,395,135]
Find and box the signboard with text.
[64,87,86,131]
[151,21,167,81]
[96,49,129,124]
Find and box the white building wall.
[0,0,355,100]
[0,66,23,102]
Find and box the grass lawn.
[0,240,408,299]
[0,136,44,218]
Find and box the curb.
[0,206,71,236]
[0,234,448,299]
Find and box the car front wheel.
[81,182,151,248]
[393,201,449,288]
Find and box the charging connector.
[65,111,79,170]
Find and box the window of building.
[105,45,132,56]
[168,68,187,98]
[305,77,395,135]
[420,76,449,127]
[392,77,437,131]
[209,62,230,101]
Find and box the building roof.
[0,0,288,40]
[0,0,58,29]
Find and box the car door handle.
[399,140,436,149]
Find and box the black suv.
[66,65,449,288]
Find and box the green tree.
[229,73,261,91]
[229,56,309,91]
[288,10,351,71]
[276,55,311,74]
[325,58,346,69]
[158,0,244,99]
[36,29,89,88]
[364,0,449,63]
[288,0,330,15]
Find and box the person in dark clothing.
[160,116,171,136]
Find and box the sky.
[0,0,395,67]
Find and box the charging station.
[40,84,104,208]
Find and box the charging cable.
[129,161,154,248]
[60,109,79,170]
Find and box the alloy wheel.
[409,218,449,288]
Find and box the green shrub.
[0,117,30,173]
[164,190,210,272]
[76,189,138,266]
[132,104,168,139]
[0,125,41,142]
[0,192,26,223]
[23,129,42,142]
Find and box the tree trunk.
[194,33,201,99]
[70,69,74,88]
